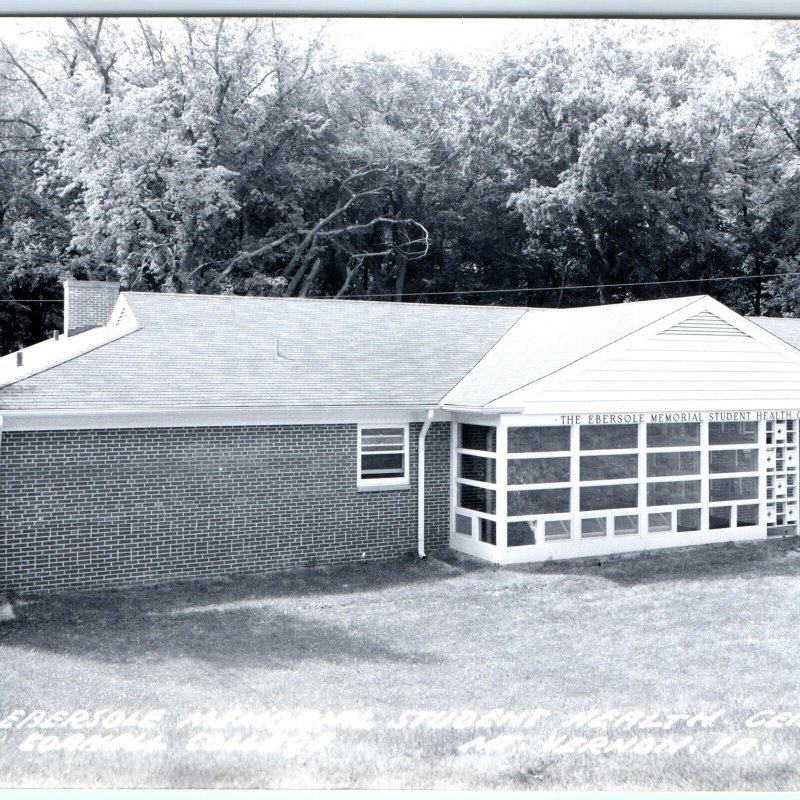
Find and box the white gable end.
[492,298,800,414]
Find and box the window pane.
[581,517,607,538]
[580,424,638,451]
[479,518,496,545]
[614,514,639,535]
[647,480,701,506]
[544,519,571,542]
[647,451,701,477]
[361,428,404,450]
[709,449,758,474]
[580,453,638,481]
[508,521,537,547]
[710,506,731,529]
[709,421,758,445]
[646,423,700,447]
[580,483,638,511]
[458,484,496,513]
[508,457,570,485]
[508,488,570,516]
[361,453,404,477]
[737,504,759,527]
[648,512,672,532]
[710,477,758,502]
[677,508,701,531]
[460,424,496,452]
[455,513,472,536]
[508,426,570,453]
[458,453,496,483]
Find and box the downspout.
[417,409,435,559]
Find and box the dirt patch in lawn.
[1,539,799,790]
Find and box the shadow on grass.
[0,557,470,668]
[509,536,800,587]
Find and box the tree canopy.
[2,17,800,351]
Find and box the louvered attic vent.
[658,311,751,338]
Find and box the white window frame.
[357,423,410,490]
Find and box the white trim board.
[0,295,139,389]
[0,406,452,431]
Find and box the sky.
[0,16,777,65]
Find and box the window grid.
[461,419,772,549]
[357,424,409,488]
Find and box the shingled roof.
[4,292,798,413]
[0,293,526,410]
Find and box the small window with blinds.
[358,425,409,488]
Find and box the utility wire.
[0,270,795,303]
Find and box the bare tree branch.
[0,41,50,103]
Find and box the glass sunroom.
[449,414,794,563]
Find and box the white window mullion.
[570,423,580,542]
[496,419,508,556]
[638,421,647,537]
[700,419,710,530]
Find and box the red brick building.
[2,281,800,592]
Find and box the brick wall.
[64,280,120,336]
[0,422,451,593]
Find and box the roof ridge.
[121,291,544,312]
[482,295,706,407]
[439,308,532,405]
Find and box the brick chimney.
[63,279,120,337]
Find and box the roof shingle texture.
[443,295,703,407]
[748,316,800,350]
[0,294,526,410]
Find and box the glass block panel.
[614,514,639,535]
[460,423,496,452]
[710,477,758,502]
[508,426,570,453]
[709,506,732,529]
[361,453,404,477]
[580,424,638,451]
[648,511,672,533]
[507,488,570,516]
[677,507,701,532]
[508,520,538,547]
[709,449,758,474]
[458,484,496,513]
[479,518,496,545]
[646,423,701,447]
[508,457,570,485]
[581,517,607,538]
[458,453,496,483]
[737,504,759,527]
[580,483,638,511]
[647,451,701,477]
[544,519,571,542]
[709,421,758,445]
[455,513,472,537]
[647,480,701,506]
[580,453,638,481]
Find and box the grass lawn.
[1,537,800,790]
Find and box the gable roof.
[0,293,526,411]
[442,295,703,407]
[3,292,795,414]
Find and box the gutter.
[439,404,524,415]
[417,409,435,559]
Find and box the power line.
[346,271,800,299]
[0,270,796,303]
